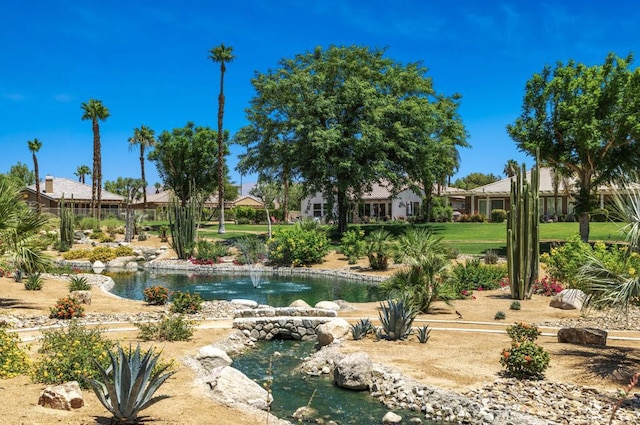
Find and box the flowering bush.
[532,276,563,296]
[87,246,117,263]
[500,341,550,379]
[143,285,170,305]
[62,249,91,260]
[340,227,366,264]
[267,224,330,267]
[49,296,85,319]
[501,322,549,379]
[31,321,113,388]
[0,327,31,378]
[506,322,541,342]
[170,291,203,314]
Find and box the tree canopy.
[451,172,501,190]
[6,162,34,186]
[148,122,229,206]
[508,52,640,241]
[237,45,466,233]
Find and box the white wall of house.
[392,188,423,219]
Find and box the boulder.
[315,301,341,311]
[333,352,372,391]
[231,299,259,308]
[549,289,586,310]
[557,327,607,346]
[289,299,312,308]
[206,366,270,410]
[292,405,318,420]
[196,345,233,371]
[316,318,351,347]
[70,290,92,305]
[382,411,403,423]
[38,381,84,410]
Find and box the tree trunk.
[283,169,290,223]
[217,69,226,234]
[33,153,40,207]
[337,187,348,234]
[579,212,590,242]
[140,145,147,209]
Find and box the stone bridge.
[232,307,338,341]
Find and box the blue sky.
[1,1,638,189]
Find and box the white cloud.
[2,93,26,101]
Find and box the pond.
[107,270,386,306]
[233,339,432,424]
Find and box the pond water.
[233,339,434,424]
[107,270,385,306]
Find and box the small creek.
[233,339,437,424]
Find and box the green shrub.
[62,249,90,260]
[539,236,591,288]
[194,239,228,262]
[97,233,114,243]
[77,217,98,230]
[87,246,117,263]
[448,258,507,294]
[340,227,366,264]
[0,327,31,378]
[469,213,487,222]
[500,341,550,379]
[506,322,541,342]
[484,249,499,265]
[490,209,507,223]
[31,321,113,388]
[137,232,149,241]
[49,296,85,319]
[366,229,393,271]
[510,301,521,311]
[379,299,417,341]
[114,245,135,257]
[234,235,268,265]
[136,315,194,341]
[494,310,506,320]
[68,275,91,292]
[143,285,170,305]
[170,291,203,314]
[430,196,453,222]
[590,208,609,222]
[24,273,44,290]
[267,224,330,267]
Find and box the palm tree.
[503,159,519,177]
[209,43,235,234]
[81,99,110,222]
[128,125,156,209]
[74,165,91,184]
[27,138,42,205]
[154,182,162,194]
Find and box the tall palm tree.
[74,165,91,184]
[503,159,519,177]
[27,138,42,205]
[81,99,110,222]
[128,125,156,209]
[209,43,235,234]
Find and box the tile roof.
[26,177,124,202]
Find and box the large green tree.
[209,43,235,234]
[128,125,156,208]
[508,53,640,241]
[27,138,42,205]
[6,162,34,186]
[239,45,464,233]
[81,99,110,221]
[148,122,227,206]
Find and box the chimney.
[45,176,53,193]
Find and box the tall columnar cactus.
[168,196,200,259]
[59,196,74,251]
[507,159,540,300]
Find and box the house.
[300,182,464,223]
[22,176,125,217]
[459,167,624,219]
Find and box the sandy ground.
[1,236,639,424]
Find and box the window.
[313,203,322,217]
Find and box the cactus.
[168,196,200,259]
[507,156,540,300]
[59,196,74,251]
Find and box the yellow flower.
[629,267,636,277]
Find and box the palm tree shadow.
[559,346,639,384]
[94,416,153,424]
[0,298,39,310]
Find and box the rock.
[92,260,105,269]
[557,327,607,346]
[333,352,372,391]
[205,366,270,410]
[124,261,139,270]
[549,289,586,310]
[409,418,423,424]
[292,405,318,420]
[315,301,341,311]
[382,411,403,423]
[316,318,351,347]
[70,290,92,305]
[38,381,84,410]
[196,345,233,371]
[231,299,259,308]
[289,299,312,308]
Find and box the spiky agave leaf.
[379,298,417,340]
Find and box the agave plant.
[89,344,175,424]
[416,325,431,344]
[378,298,417,341]
[350,318,373,340]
